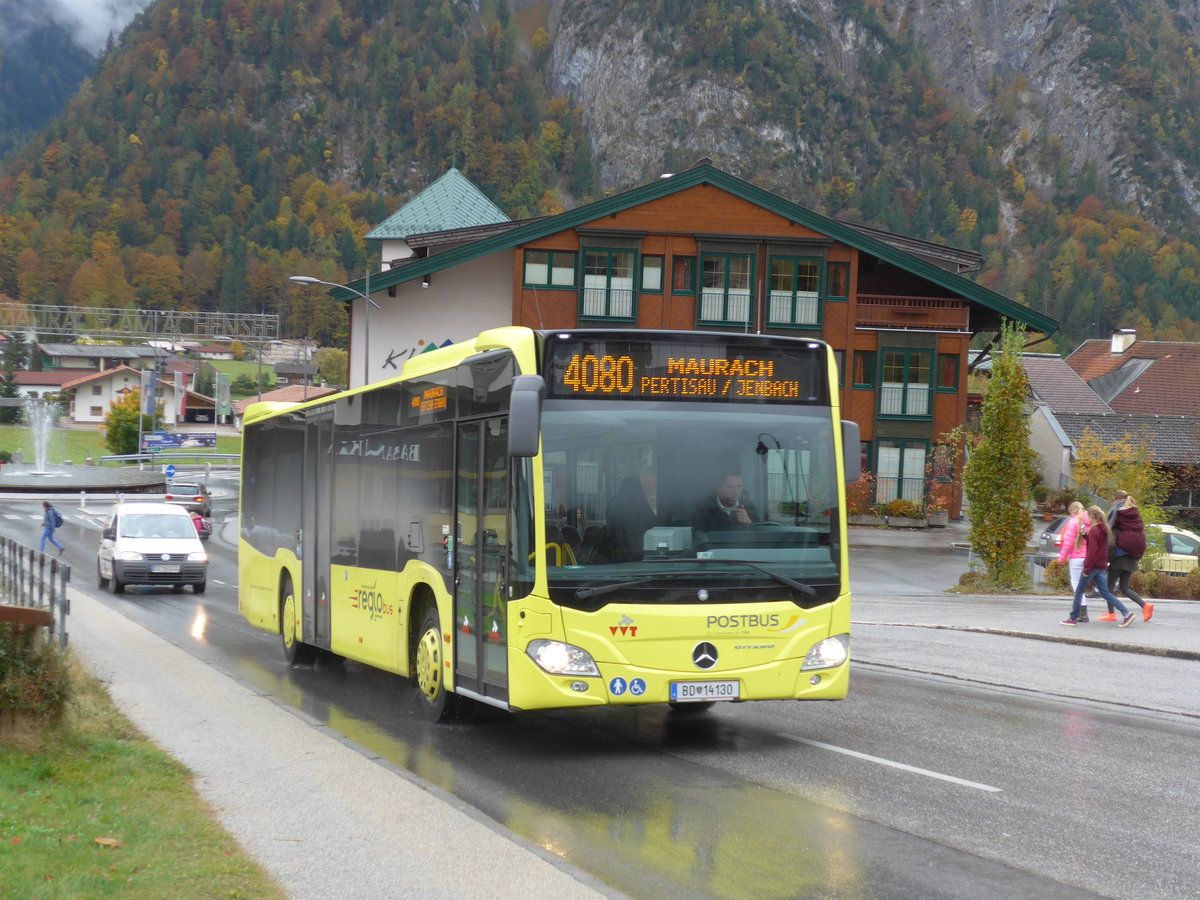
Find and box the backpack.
[51,508,63,528]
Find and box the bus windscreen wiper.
[679,557,817,597]
[574,560,815,601]
[574,573,694,601]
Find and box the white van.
[97,501,208,594]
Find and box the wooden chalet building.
[324,162,1056,511]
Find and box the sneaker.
[58,546,65,556]
[1060,617,1078,626]
[1119,612,1136,627]
[1143,603,1154,622]
[1098,612,1118,622]
[1085,589,1100,599]
[1076,610,1090,623]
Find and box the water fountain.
[26,398,59,475]
[0,397,165,493]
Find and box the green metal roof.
[346,165,1057,334]
[364,167,509,240]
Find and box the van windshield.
[121,515,196,539]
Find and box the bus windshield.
[535,402,842,611]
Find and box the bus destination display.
[546,338,826,404]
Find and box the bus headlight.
[801,634,849,670]
[527,639,600,677]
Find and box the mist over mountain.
[2,0,1200,351]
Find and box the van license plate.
[152,564,180,573]
[670,681,739,702]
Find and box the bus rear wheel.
[413,608,456,721]
[280,580,316,665]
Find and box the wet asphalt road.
[8,497,1197,898]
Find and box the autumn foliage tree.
[103,390,163,456]
[964,321,1037,590]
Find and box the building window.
[826,262,849,300]
[523,250,577,288]
[937,353,958,391]
[582,249,635,319]
[641,255,664,293]
[92,385,102,395]
[880,349,932,417]
[767,257,821,326]
[853,351,875,388]
[672,257,695,294]
[90,406,103,417]
[698,253,753,324]
[876,440,927,503]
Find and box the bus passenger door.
[302,406,332,648]
[454,417,509,705]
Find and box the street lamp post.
[290,274,381,387]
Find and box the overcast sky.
[3,0,152,54]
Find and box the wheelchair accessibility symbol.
[629,678,646,696]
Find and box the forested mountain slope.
[2,0,1199,350]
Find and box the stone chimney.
[1110,328,1136,354]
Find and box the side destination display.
[544,335,829,405]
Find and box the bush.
[1043,559,1070,591]
[879,498,923,518]
[0,624,71,745]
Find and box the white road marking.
[781,734,1003,792]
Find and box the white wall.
[70,373,178,424]
[352,251,514,388]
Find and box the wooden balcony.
[855,294,969,331]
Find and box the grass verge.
[0,424,240,465]
[0,655,283,899]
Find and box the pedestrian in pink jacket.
[1056,501,1090,623]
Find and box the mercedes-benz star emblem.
[692,642,718,670]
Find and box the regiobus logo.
[350,582,394,621]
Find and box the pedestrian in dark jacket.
[1104,494,1153,622]
[1063,506,1134,627]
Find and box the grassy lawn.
[0,659,283,899]
[0,425,240,465]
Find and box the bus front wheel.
[413,608,456,721]
[280,580,316,666]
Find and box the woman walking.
[1056,501,1091,623]
[1062,506,1135,627]
[1103,493,1153,622]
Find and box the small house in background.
[4,370,79,400]
[60,366,181,425]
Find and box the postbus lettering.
[706,613,781,629]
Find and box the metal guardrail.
[0,536,70,647]
[97,454,240,467]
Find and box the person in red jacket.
[1062,505,1135,627]
[1100,491,1153,622]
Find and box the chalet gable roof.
[1053,412,1200,465]
[365,168,510,240]
[345,164,1055,334]
[1020,354,1113,415]
[1065,339,1200,415]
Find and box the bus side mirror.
[841,420,861,483]
[508,375,545,457]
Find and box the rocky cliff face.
[541,0,1200,225]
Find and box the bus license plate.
[670,681,739,702]
[152,564,180,573]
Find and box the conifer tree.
[964,320,1035,590]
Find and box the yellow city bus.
[238,327,859,719]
